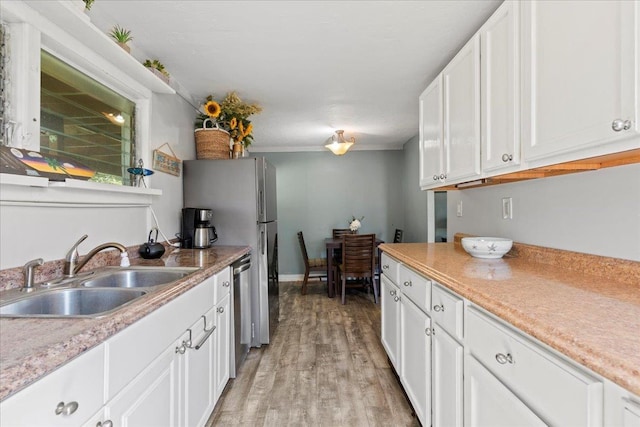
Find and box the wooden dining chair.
[337,233,378,305]
[330,228,352,290]
[297,231,327,295]
[393,228,404,243]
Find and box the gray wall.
[446,163,640,261]
[402,135,429,242]
[256,151,404,275]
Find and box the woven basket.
[194,119,231,160]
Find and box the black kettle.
[139,228,166,259]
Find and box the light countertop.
[378,240,640,396]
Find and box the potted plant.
[109,25,133,53]
[195,92,262,158]
[83,0,95,10]
[143,59,170,84]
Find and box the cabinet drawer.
[431,282,464,340]
[0,344,105,427]
[106,276,214,400]
[380,252,400,285]
[213,266,231,304]
[398,264,431,312]
[467,306,603,426]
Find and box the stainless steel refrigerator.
[183,157,278,348]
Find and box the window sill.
[0,174,162,206]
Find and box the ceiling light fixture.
[325,129,355,156]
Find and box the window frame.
[0,0,173,205]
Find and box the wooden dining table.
[324,236,384,298]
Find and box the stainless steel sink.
[80,267,199,288]
[0,288,147,318]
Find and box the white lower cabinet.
[399,295,431,425]
[464,355,546,427]
[432,324,463,427]
[0,344,105,427]
[213,292,231,403]
[381,275,401,370]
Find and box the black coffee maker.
[181,207,218,249]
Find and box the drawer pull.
[382,264,389,270]
[433,304,444,312]
[97,421,113,427]
[175,342,187,354]
[55,401,79,416]
[495,353,514,365]
[393,296,400,302]
[389,289,396,296]
[223,280,230,287]
[217,306,225,313]
[425,328,432,336]
[403,280,412,287]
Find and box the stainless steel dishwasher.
[231,253,251,378]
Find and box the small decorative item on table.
[349,215,364,233]
[195,91,262,160]
[461,237,513,259]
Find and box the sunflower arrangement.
[196,92,262,148]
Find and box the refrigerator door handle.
[261,229,265,255]
[259,189,264,218]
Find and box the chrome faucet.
[64,235,129,277]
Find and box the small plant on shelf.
[143,59,170,83]
[109,25,133,53]
[83,0,95,10]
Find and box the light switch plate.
[457,201,463,217]
[502,197,513,219]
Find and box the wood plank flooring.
[207,281,419,426]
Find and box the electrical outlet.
[502,197,513,219]
[456,201,463,217]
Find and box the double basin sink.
[0,267,200,318]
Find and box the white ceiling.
[89,0,502,152]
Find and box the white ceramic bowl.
[461,237,513,259]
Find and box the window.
[40,50,136,185]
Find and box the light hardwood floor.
[207,281,419,426]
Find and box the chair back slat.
[341,234,375,278]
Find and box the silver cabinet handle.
[495,353,514,364]
[433,175,438,181]
[403,280,412,287]
[217,306,225,313]
[55,401,79,416]
[393,296,400,302]
[501,153,513,162]
[223,281,230,287]
[97,421,113,427]
[433,304,444,312]
[439,173,446,180]
[425,328,432,336]
[612,119,632,132]
[175,343,187,354]
[382,264,389,270]
[389,289,396,296]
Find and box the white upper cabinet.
[442,34,482,183]
[419,75,445,188]
[480,0,521,173]
[521,0,640,166]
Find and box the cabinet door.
[432,324,463,427]
[443,34,481,183]
[464,355,546,427]
[419,75,445,188]
[183,307,216,427]
[400,295,431,426]
[481,0,520,173]
[107,340,181,427]
[380,275,401,370]
[522,0,639,165]
[0,344,105,427]
[214,292,231,402]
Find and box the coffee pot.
[181,207,218,249]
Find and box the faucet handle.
[64,235,88,277]
[23,258,44,291]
